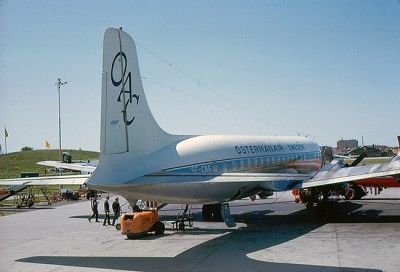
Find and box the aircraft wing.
[157,159,400,191]
[37,161,97,173]
[0,175,90,186]
[299,156,400,189]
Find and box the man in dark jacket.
[103,196,111,226]
[112,197,121,225]
[88,197,99,222]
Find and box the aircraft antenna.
[136,43,252,115]
[136,42,307,137]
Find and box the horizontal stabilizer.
[37,161,97,173]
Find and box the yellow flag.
[46,140,50,149]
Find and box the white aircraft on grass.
[33,28,400,226]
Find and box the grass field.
[0,149,393,180]
[344,156,393,165]
[0,149,99,179]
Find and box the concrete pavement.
[1,189,400,272]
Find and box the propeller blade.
[351,151,368,166]
[322,146,333,164]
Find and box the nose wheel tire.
[154,221,165,235]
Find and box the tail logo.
[111,51,140,126]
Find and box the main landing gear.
[300,188,339,220]
[202,203,236,227]
[202,203,223,221]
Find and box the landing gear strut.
[300,188,339,220]
[202,203,236,227]
[316,190,338,220]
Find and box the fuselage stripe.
[164,151,322,174]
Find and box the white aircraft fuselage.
[90,133,321,204]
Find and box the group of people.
[88,196,121,226]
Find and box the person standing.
[103,196,111,226]
[112,197,121,225]
[88,197,99,222]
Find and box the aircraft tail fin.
[89,28,187,186]
[100,27,178,155]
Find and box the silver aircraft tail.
[88,28,189,187]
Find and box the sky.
[1,0,399,153]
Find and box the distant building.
[375,145,394,157]
[337,139,358,152]
[349,146,382,157]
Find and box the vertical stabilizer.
[100,28,177,156]
[88,28,189,187]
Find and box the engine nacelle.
[300,189,316,203]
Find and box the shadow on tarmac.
[16,202,391,271]
[16,256,382,272]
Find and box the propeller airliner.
[3,27,399,226]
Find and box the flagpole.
[46,141,48,174]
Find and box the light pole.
[56,78,67,162]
